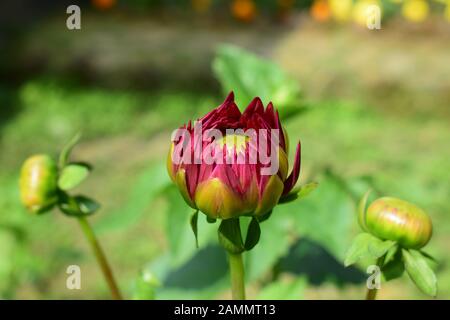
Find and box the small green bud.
[360,197,432,249]
[19,154,58,214]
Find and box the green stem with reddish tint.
[77,217,122,300]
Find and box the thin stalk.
[366,255,386,300]
[228,252,246,300]
[77,216,122,300]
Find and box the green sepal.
[419,250,438,264]
[206,216,217,224]
[218,218,244,254]
[58,162,91,191]
[244,217,261,251]
[58,192,100,217]
[368,238,395,258]
[190,210,199,248]
[381,245,405,281]
[33,203,56,215]
[344,232,395,267]
[278,182,319,204]
[59,132,82,168]
[357,189,371,232]
[383,243,398,264]
[258,210,272,223]
[403,249,437,297]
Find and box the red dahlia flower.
[167,92,301,220]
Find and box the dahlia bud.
[359,196,432,249]
[19,154,58,214]
[167,92,301,220]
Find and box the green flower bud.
[19,154,58,214]
[359,196,432,249]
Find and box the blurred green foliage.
[0,44,448,300]
[213,45,305,118]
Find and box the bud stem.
[228,252,246,300]
[366,255,386,300]
[77,217,123,300]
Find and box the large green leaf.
[279,173,355,262]
[245,209,292,281]
[165,186,199,267]
[403,249,437,297]
[163,186,220,268]
[213,45,304,118]
[95,163,171,232]
[143,248,229,300]
[132,269,160,300]
[256,277,307,300]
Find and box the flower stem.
[77,216,122,300]
[366,284,378,300]
[366,255,385,300]
[228,251,246,300]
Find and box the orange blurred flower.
[231,0,257,23]
[311,0,331,22]
[92,0,116,11]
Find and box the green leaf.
[246,210,290,281]
[58,193,100,217]
[344,233,394,267]
[256,277,307,300]
[190,211,199,249]
[279,172,355,262]
[165,186,198,267]
[212,45,304,119]
[95,163,171,232]
[279,182,319,204]
[162,187,220,268]
[218,218,244,254]
[59,132,81,168]
[244,218,261,251]
[132,270,160,300]
[403,249,437,297]
[58,163,90,191]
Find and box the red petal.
[283,142,301,195]
[242,97,264,120]
[263,102,277,128]
[201,92,241,130]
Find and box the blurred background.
[0,0,449,299]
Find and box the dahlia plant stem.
[228,251,246,300]
[77,216,122,300]
[366,255,386,300]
